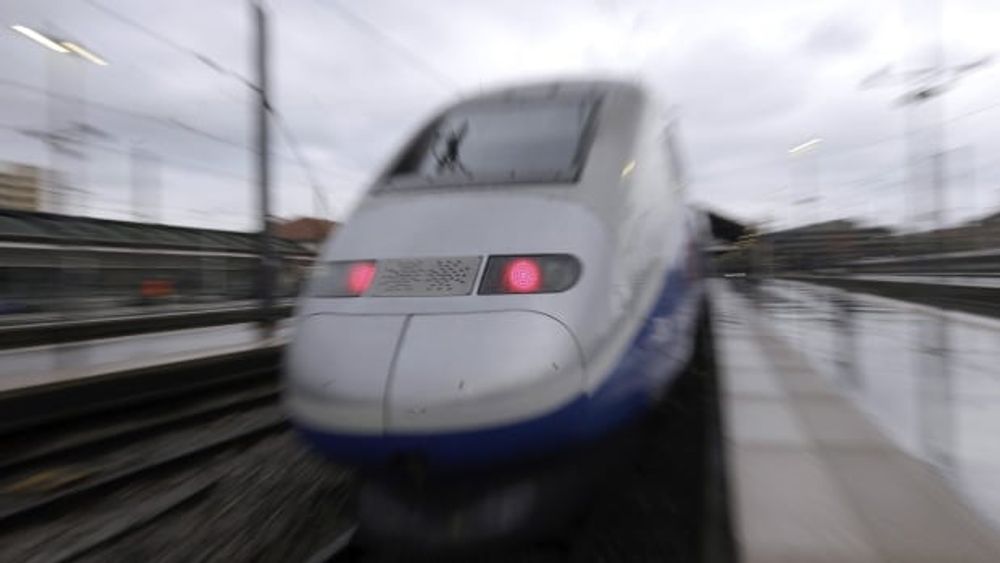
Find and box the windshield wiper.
[433,120,471,177]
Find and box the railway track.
[1,310,731,562]
[0,373,279,477]
[0,413,286,527]
[0,303,294,349]
[0,355,290,561]
[0,347,283,434]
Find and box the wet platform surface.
[714,280,1000,562]
[819,274,1000,288]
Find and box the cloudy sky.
[2,0,999,231]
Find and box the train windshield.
[382,97,599,188]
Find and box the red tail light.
[479,254,581,295]
[309,260,378,297]
[347,262,377,294]
[502,258,542,293]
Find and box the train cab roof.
[370,79,651,200]
[458,79,643,106]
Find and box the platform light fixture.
[11,25,108,66]
[788,138,823,155]
[61,41,109,66]
[11,25,69,53]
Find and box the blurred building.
[715,219,895,275]
[761,220,894,270]
[705,210,751,254]
[0,164,43,212]
[274,217,337,252]
[0,209,315,312]
[890,211,1000,256]
[716,211,1000,277]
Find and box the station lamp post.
[788,137,823,228]
[10,25,108,214]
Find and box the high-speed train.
[285,79,708,474]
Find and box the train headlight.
[346,262,377,294]
[310,260,377,297]
[503,258,542,293]
[478,254,581,295]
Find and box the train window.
[383,97,600,188]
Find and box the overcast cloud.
[2,0,999,231]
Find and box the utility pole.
[861,1,990,240]
[788,138,823,227]
[129,144,143,221]
[129,143,161,222]
[10,24,108,214]
[46,46,65,214]
[253,0,275,325]
[44,43,87,214]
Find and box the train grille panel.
[370,256,481,297]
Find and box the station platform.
[0,321,289,396]
[713,283,1000,562]
[0,298,296,349]
[0,299,266,327]
[815,273,1000,289]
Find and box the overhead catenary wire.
[77,0,359,213]
[81,0,256,91]
[0,123,309,229]
[69,0,466,218]
[0,78,247,151]
[269,108,331,217]
[312,0,462,92]
[0,122,250,183]
[12,1,475,227]
[696,97,1000,182]
[0,78,355,182]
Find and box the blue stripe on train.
[295,262,699,470]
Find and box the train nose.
[385,311,585,432]
[286,314,407,430]
[286,311,585,437]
